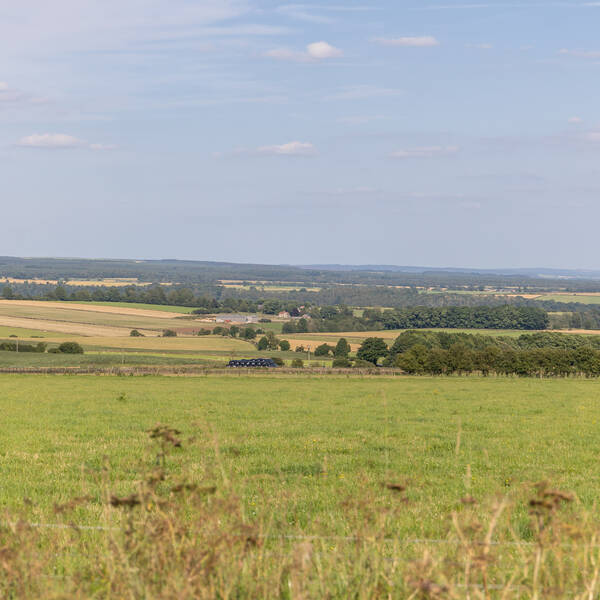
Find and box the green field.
[2,375,599,520]
[3,374,600,596]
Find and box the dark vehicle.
[227,358,279,368]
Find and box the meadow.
[3,374,600,597]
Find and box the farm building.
[215,314,258,324]
[278,311,291,319]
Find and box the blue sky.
[2,0,600,268]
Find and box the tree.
[314,343,334,357]
[334,338,351,358]
[291,358,304,368]
[1,285,14,299]
[229,325,240,337]
[58,341,84,354]
[257,336,269,351]
[357,338,389,365]
[279,340,291,351]
[162,329,177,337]
[241,327,257,340]
[130,329,144,337]
[297,318,309,333]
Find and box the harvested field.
[0,315,145,337]
[0,302,191,332]
[0,300,185,319]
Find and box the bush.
[291,358,304,368]
[58,342,84,354]
[332,357,351,368]
[197,329,211,336]
[295,346,305,353]
[279,340,291,351]
[257,337,269,351]
[271,356,285,366]
[353,359,376,369]
[130,329,144,337]
[162,329,177,337]
[48,347,62,354]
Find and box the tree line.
[352,330,600,377]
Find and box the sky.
[2,0,600,269]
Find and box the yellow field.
[0,300,184,319]
[0,301,189,333]
[0,315,144,337]
[2,277,163,287]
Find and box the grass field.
[3,374,600,596]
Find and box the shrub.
[58,342,84,354]
[271,356,284,366]
[279,340,291,351]
[197,329,211,336]
[295,345,305,353]
[130,329,144,337]
[291,358,304,368]
[257,337,269,351]
[332,357,351,368]
[48,347,62,354]
[162,329,177,337]
[353,359,375,369]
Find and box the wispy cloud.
[373,36,440,47]
[559,48,600,58]
[325,85,403,100]
[568,116,583,124]
[390,146,460,159]
[265,41,343,62]
[17,133,115,150]
[0,82,47,106]
[337,115,387,125]
[276,3,379,23]
[217,141,317,157]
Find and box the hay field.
[0,301,193,334]
[0,315,140,337]
[0,300,185,319]
[3,374,600,596]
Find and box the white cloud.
[307,41,343,59]
[0,0,253,55]
[266,41,343,62]
[373,36,440,47]
[17,133,115,150]
[257,141,316,156]
[582,132,600,142]
[391,146,460,159]
[559,48,600,58]
[568,116,583,124]
[17,133,84,149]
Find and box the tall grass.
[3,424,600,598]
